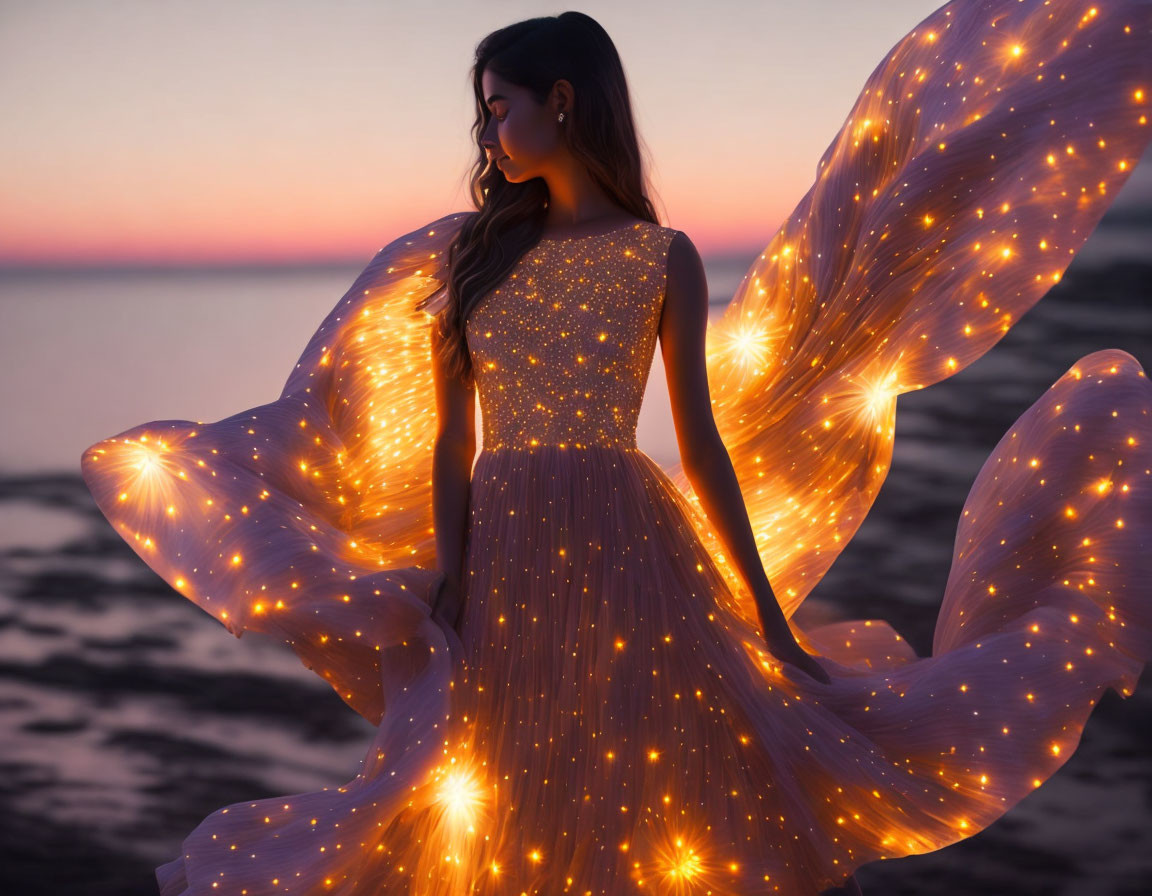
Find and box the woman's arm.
[430,321,477,591]
[657,231,796,643]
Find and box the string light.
[78,0,1152,891]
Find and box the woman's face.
[479,69,566,182]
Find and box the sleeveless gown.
[79,1,1152,893]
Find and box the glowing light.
[714,319,779,378]
[435,766,485,829]
[75,1,1152,887]
[849,365,901,423]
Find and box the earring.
[558,112,565,123]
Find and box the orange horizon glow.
[0,201,785,267]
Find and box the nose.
[481,117,500,155]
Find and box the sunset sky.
[1,0,987,266]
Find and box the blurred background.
[1,1,1150,893]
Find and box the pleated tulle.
[74,1,1152,892]
[359,444,847,894]
[302,430,1148,895]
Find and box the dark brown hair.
[420,11,661,386]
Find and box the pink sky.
[0,0,968,265]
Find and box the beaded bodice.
[465,221,679,451]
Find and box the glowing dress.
[80,0,1152,893]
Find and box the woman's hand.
[763,627,832,685]
[430,574,466,634]
[753,589,832,685]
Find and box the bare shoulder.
[664,229,708,306]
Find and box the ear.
[551,79,574,116]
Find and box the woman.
[426,17,831,687]
[81,5,1152,895]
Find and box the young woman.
[81,5,1152,895]
[425,17,831,685]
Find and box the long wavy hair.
[420,11,661,387]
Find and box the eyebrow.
[485,94,507,106]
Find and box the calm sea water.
[1,222,1150,894]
